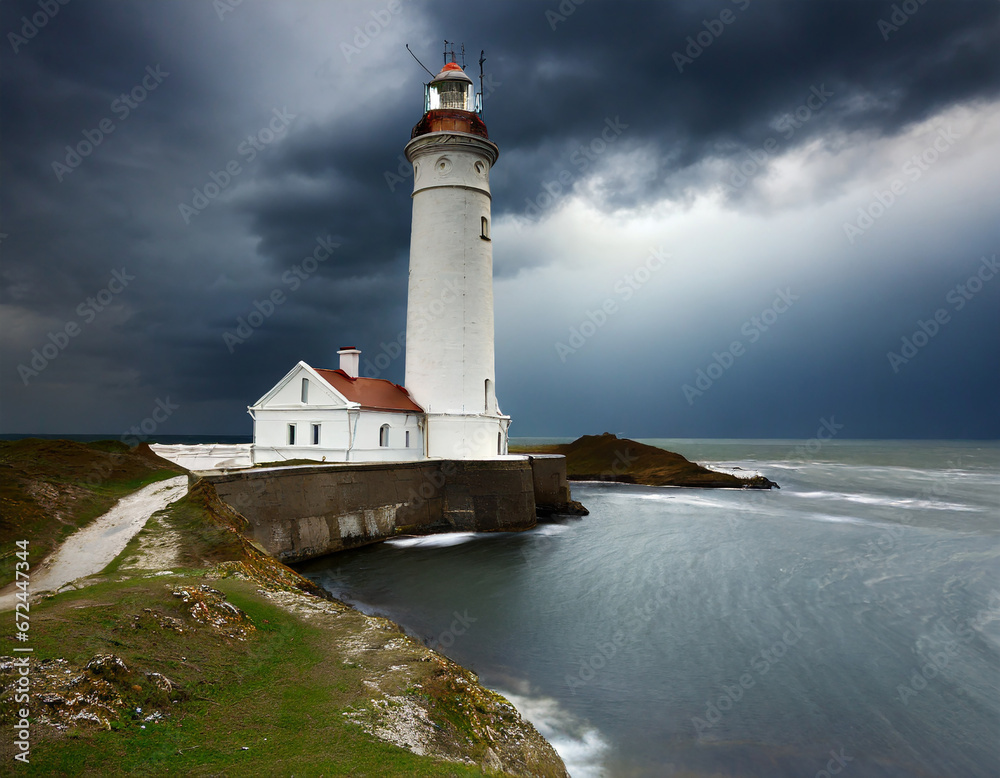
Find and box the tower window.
[481,216,490,241]
[405,430,411,448]
[287,424,296,446]
[379,424,390,447]
[312,424,320,445]
[498,431,503,456]
[301,377,309,403]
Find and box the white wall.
[252,407,424,464]
[404,133,499,416]
[424,413,510,459]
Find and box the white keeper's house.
[249,54,510,465]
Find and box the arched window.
[498,431,503,456]
[485,378,494,412]
[379,424,390,447]
[300,377,309,403]
[481,216,490,240]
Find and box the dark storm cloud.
[404,1,1000,213]
[1,0,998,437]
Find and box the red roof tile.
[314,369,423,413]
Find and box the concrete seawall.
[196,455,580,563]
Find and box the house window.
[405,430,410,448]
[287,424,296,446]
[481,216,490,240]
[379,424,390,447]
[312,423,320,445]
[301,378,309,403]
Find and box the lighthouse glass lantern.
[425,63,476,112]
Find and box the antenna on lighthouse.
[478,50,486,119]
[442,40,466,69]
[406,44,435,79]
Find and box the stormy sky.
[2,0,998,440]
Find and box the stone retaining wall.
[197,458,552,563]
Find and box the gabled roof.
[314,369,423,413]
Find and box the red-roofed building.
[248,348,425,463]
[249,55,511,464]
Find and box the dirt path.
[0,476,188,610]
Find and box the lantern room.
[425,62,478,113]
[412,60,490,140]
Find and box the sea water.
[299,440,1000,777]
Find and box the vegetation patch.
[0,439,184,567]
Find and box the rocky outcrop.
[514,433,780,489]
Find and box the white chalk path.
[0,475,188,611]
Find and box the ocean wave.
[792,490,980,512]
[384,532,480,548]
[497,690,609,777]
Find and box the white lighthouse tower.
[403,57,510,459]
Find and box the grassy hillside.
[512,433,778,488]
[0,439,185,567]
[0,444,567,777]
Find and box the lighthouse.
[403,57,510,459]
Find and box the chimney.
[338,346,361,379]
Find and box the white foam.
[498,690,609,777]
[799,513,875,526]
[384,532,479,548]
[532,523,573,536]
[793,490,980,512]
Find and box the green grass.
[5,578,487,776]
